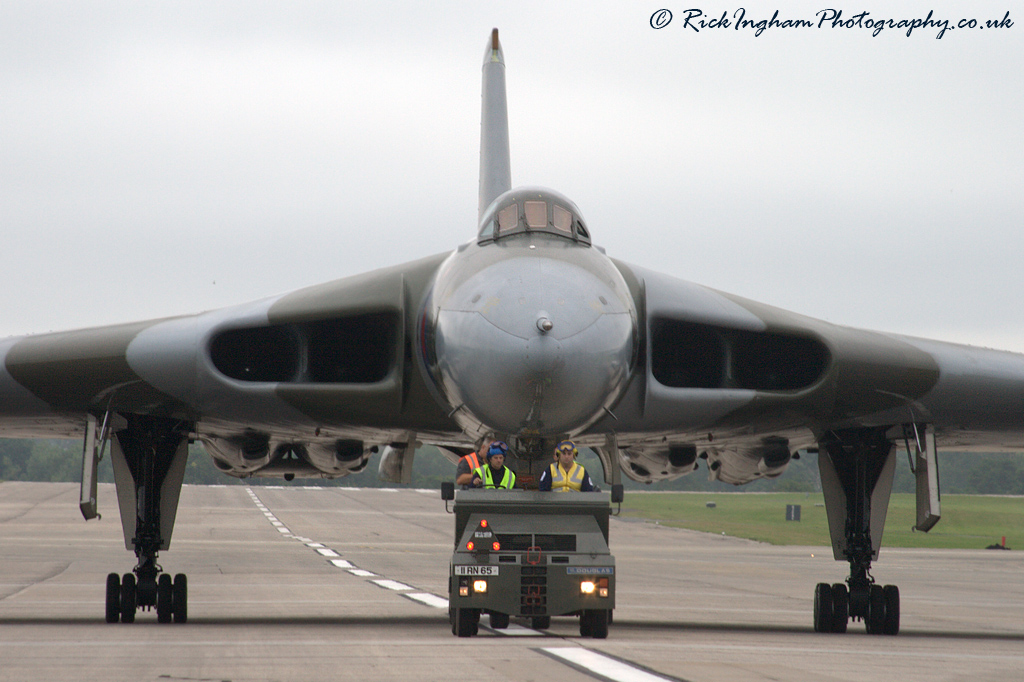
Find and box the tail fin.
[478,28,511,224]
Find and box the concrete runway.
[1,482,1022,682]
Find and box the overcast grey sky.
[2,2,1021,350]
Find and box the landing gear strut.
[103,415,191,623]
[814,428,900,635]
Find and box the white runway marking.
[245,487,444,608]
[372,579,413,591]
[540,648,676,682]
[492,623,543,636]
[404,592,448,609]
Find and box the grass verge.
[619,492,1022,549]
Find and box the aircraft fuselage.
[421,187,637,442]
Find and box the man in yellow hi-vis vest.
[538,440,598,492]
[470,440,516,489]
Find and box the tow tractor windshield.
[478,188,591,244]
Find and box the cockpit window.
[497,203,519,234]
[479,190,591,245]
[525,201,547,229]
[553,205,572,234]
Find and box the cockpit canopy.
[478,187,591,244]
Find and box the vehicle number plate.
[455,565,499,576]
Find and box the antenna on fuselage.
[478,28,511,224]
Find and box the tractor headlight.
[580,580,596,594]
[473,579,488,594]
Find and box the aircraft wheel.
[813,583,832,633]
[172,573,188,623]
[883,585,900,635]
[489,611,509,629]
[531,616,551,630]
[830,583,848,633]
[105,573,121,623]
[454,608,477,637]
[120,573,137,623]
[157,574,173,623]
[866,584,886,634]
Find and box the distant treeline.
[2,438,1023,495]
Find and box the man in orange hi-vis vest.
[455,435,493,488]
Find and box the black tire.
[831,583,848,633]
[866,584,886,634]
[531,616,551,630]
[579,611,593,637]
[172,573,188,624]
[489,611,510,629]
[105,573,121,623]
[157,574,173,623]
[813,583,832,633]
[589,609,609,639]
[120,573,136,623]
[454,608,476,637]
[883,585,900,635]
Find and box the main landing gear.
[814,581,898,635]
[106,570,187,623]
[103,415,191,623]
[813,428,900,635]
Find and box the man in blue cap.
[471,440,516,489]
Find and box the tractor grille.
[520,565,547,614]
[496,534,576,552]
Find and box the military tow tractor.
[440,486,621,638]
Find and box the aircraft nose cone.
[524,328,560,374]
[432,255,635,436]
